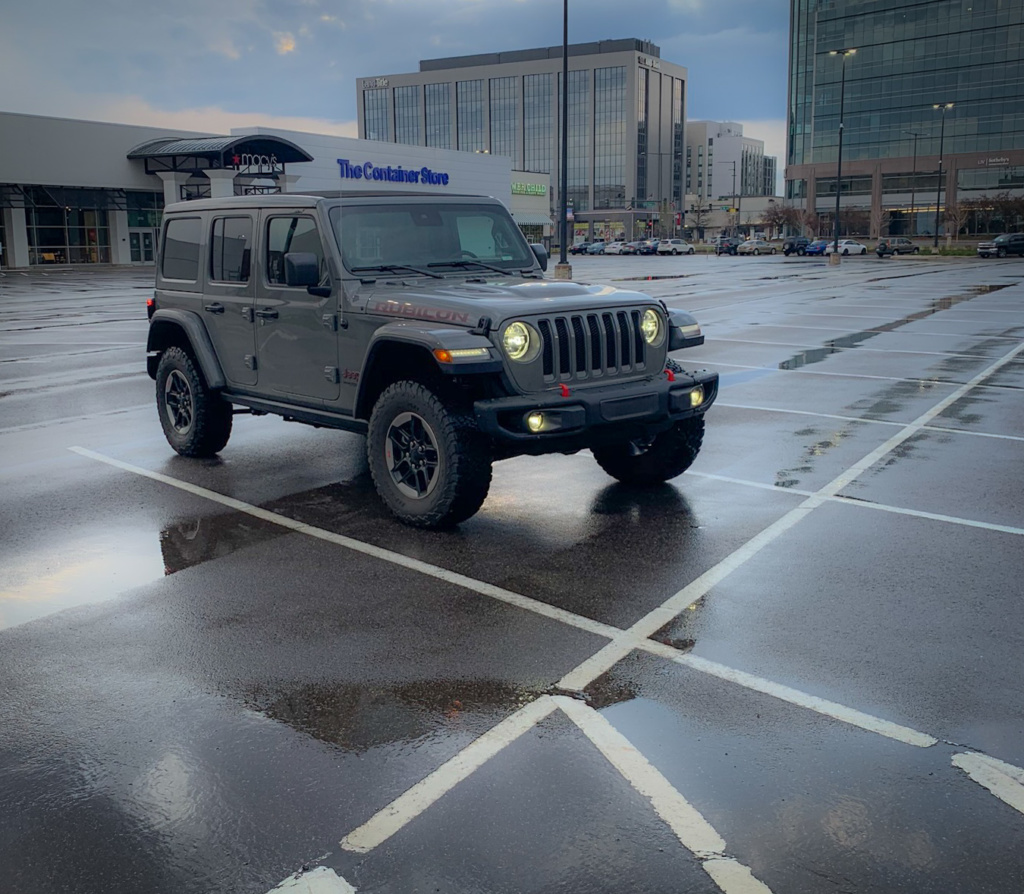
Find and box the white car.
[824,239,868,255]
[657,239,695,255]
[603,241,626,255]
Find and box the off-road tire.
[593,415,705,486]
[797,247,806,256]
[155,346,232,457]
[367,380,492,528]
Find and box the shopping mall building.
[0,111,551,269]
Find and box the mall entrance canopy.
[127,134,313,204]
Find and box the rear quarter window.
[162,217,202,281]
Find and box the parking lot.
[2,253,1023,894]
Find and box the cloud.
[273,32,297,54]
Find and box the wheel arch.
[147,309,225,388]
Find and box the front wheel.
[155,347,232,457]
[798,247,806,256]
[367,381,492,528]
[753,248,760,255]
[592,416,705,486]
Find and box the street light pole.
[903,129,927,237]
[554,0,571,279]
[933,102,954,249]
[829,48,856,265]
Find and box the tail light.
[146,293,156,320]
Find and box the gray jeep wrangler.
[147,193,718,527]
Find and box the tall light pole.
[554,0,571,279]
[903,129,927,237]
[829,48,856,265]
[933,102,954,249]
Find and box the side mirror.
[284,252,320,288]
[530,243,548,272]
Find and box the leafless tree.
[943,201,970,242]
[870,205,891,240]
[685,198,712,236]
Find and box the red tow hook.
[559,383,571,397]
[665,368,676,382]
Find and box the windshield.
[330,203,535,275]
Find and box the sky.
[0,0,789,184]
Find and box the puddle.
[160,513,288,575]
[245,679,543,752]
[0,529,166,630]
[774,424,856,489]
[614,274,693,282]
[720,368,778,386]
[777,284,1013,372]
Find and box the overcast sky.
[0,0,789,177]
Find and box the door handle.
[204,303,225,314]
[255,308,279,320]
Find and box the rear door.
[204,214,257,386]
[255,212,340,402]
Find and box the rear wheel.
[798,247,806,256]
[892,249,899,256]
[593,416,705,486]
[770,248,777,255]
[688,247,694,255]
[367,381,492,528]
[753,248,760,255]
[155,347,232,457]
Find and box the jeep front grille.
[535,309,649,381]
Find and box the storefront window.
[23,186,111,264]
[127,191,163,228]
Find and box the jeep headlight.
[502,321,537,362]
[641,308,664,346]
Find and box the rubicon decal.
[337,159,449,185]
[372,302,471,324]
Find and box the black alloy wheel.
[155,347,232,457]
[367,380,492,527]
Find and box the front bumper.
[473,367,719,451]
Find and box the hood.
[358,277,660,326]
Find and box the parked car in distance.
[570,241,592,255]
[876,237,920,257]
[977,233,1024,258]
[621,241,643,255]
[737,239,777,256]
[714,237,744,255]
[639,239,661,255]
[586,241,607,254]
[783,236,810,256]
[657,239,695,255]
[604,241,627,255]
[824,239,868,255]
[804,239,829,256]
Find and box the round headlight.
[503,321,533,361]
[641,308,663,346]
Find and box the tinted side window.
[162,217,201,281]
[266,216,327,286]
[210,216,252,282]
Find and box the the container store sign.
[337,158,450,186]
[511,182,546,196]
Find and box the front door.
[255,213,340,402]
[129,228,158,264]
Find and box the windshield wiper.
[350,264,442,279]
[427,259,516,275]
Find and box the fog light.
[689,386,705,408]
[526,412,545,432]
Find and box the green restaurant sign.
[511,182,547,196]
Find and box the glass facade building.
[787,0,1024,236]
[356,40,689,239]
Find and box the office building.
[356,39,688,242]
[686,121,778,201]
[786,0,1024,237]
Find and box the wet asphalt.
[1,255,1023,893]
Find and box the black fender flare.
[663,307,705,350]
[355,322,501,419]
[146,309,225,388]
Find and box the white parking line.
[685,471,1024,537]
[69,446,943,748]
[558,338,1024,693]
[267,867,357,893]
[716,402,1024,444]
[341,696,560,853]
[342,694,774,894]
[952,753,1024,816]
